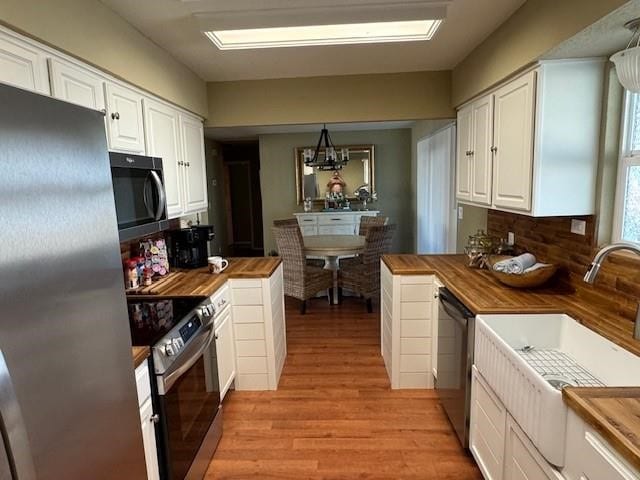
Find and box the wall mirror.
[295,144,375,204]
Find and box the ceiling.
[98,0,526,82]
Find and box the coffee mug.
[208,256,229,274]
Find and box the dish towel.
[493,253,537,274]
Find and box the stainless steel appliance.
[435,287,475,448]
[0,84,147,478]
[110,151,169,242]
[129,290,226,480]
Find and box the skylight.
[204,20,443,50]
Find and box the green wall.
[259,129,413,255]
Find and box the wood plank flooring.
[206,297,482,479]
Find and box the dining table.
[303,234,366,305]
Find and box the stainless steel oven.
[435,287,475,449]
[110,152,169,241]
[151,298,223,480]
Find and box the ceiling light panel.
[205,20,443,50]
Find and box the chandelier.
[611,18,640,93]
[303,124,349,171]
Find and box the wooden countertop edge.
[226,257,282,278]
[132,346,150,369]
[563,388,640,472]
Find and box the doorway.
[417,124,457,254]
[222,142,264,256]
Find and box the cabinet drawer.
[505,416,557,480]
[297,216,318,225]
[400,302,432,320]
[401,284,434,302]
[318,225,354,235]
[236,340,267,357]
[300,226,318,236]
[232,279,262,289]
[318,215,355,225]
[233,305,264,323]
[400,319,431,337]
[237,356,268,374]
[581,428,640,480]
[232,287,263,305]
[234,322,265,340]
[135,360,151,407]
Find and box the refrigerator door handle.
[0,350,36,480]
[149,171,166,221]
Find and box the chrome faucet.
[584,242,640,340]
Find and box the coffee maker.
[169,225,215,269]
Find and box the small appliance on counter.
[169,225,215,269]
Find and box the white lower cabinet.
[562,410,640,480]
[230,265,286,390]
[471,366,507,480]
[135,360,160,480]
[381,262,436,389]
[294,211,380,236]
[215,305,236,401]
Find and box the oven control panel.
[152,297,213,373]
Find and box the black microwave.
[110,152,169,242]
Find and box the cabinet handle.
[215,333,219,340]
[490,146,497,153]
[178,161,184,166]
[150,414,160,424]
[185,162,190,167]
[470,150,474,156]
[111,112,120,120]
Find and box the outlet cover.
[458,206,464,220]
[571,219,586,236]
[507,232,515,245]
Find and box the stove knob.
[164,341,176,356]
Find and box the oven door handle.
[149,170,166,221]
[160,323,216,394]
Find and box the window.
[613,91,640,243]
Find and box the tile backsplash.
[487,210,640,324]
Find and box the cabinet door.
[140,398,160,480]
[144,99,184,218]
[49,58,105,111]
[0,33,50,94]
[504,416,556,480]
[215,309,236,401]
[471,95,494,206]
[179,114,208,213]
[105,82,146,154]
[470,367,506,480]
[456,104,473,201]
[318,225,354,235]
[493,71,536,212]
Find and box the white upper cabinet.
[471,94,494,206]
[492,71,535,212]
[0,31,50,95]
[143,98,184,218]
[179,113,208,214]
[455,59,604,217]
[105,82,146,154]
[49,58,105,111]
[456,104,473,202]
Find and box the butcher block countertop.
[132,346,150,369]
[563,388,640,472]
[126,257,281,299]
[383,254,640,467]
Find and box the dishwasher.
[435,287,475,449]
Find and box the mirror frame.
[294,144,375,205]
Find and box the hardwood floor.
[206,297,482,479]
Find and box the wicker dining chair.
[358,215,387,237]
[338,224,396,313]
[273,218,299,227]
[272,226,333,314]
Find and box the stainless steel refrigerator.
[0,84,148,479]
